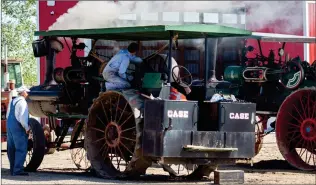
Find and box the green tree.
[1,0,37,86]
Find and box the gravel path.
[1,133,315,184]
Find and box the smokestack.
[208,38,218,82]
[204,38,218,87]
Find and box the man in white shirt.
[6,86,30,176]
[102,42,143,90]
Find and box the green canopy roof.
[34,24,252,41]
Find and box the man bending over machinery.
[102,42,143,90]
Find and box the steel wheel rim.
[165,164,199,177]
[24,130,34,167]
[86,91,137,175]
[70,122,91,170]
[276,88,316,170]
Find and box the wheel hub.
[105,122,121,147]
[300,118,316,141]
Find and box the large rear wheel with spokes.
[276,88,316,170]
[85,91,151,179]
[24,118,46,172]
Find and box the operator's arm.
[130,56,143,64]
[118,55,130,79]
[15,99,30,132]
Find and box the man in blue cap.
[6,85,30,176]
[102,42,143,90]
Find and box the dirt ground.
[1,133,315,184]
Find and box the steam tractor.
[221,33,316,171]
[25,24,258,179]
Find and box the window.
[1,63,23,89]
[222,13,238,24]
[141,13,159,21]
[203,13,219,23]
[162,12,179,22]
[118,14,137,21]
[184,12,200,23]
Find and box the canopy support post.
[204,36,209,89]
[167,31,174,83]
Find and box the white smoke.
[49,1,303,34]
[49,1,239,30]
[245,1,303,34]
[48,1,303,53]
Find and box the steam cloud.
[48,1,303,52]
[49,1,303,33]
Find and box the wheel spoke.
[119,113,133,128]
[92,137,106,143]
[313,151,316,166]
[119,141,133,155]
[287,112,302,125]
[91,127,105,133]
[96,115,107,127]
[121,136,136,142]
[299,148,307,158]
[312,100,316,119]
[117,145,127,162]
[100,101,110,124]
[286,129,300,134]
[299,96,307,119]
[117,102,129,124]
[102,145,110,158]
[121,126,136,133]
[109,97,113,121]
[288,134,301,146]
[115,95,121,122]
[110,148,114,161]
[99,142,108,155]
[114,147,120,170]
[306,92,311,118]
[292,104,305,122]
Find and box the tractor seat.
[142,73,163,97]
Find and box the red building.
[37,1,316,84]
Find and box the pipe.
[167,31,174,83]
[204,37,209,88]
[207,38,219,82]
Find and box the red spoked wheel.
[276,88,316,170]
[255,115,267,156]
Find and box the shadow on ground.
[219,159,315,174]
[1,167,211,184]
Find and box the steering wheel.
[172,65,193,88]
[279,60,305,90]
